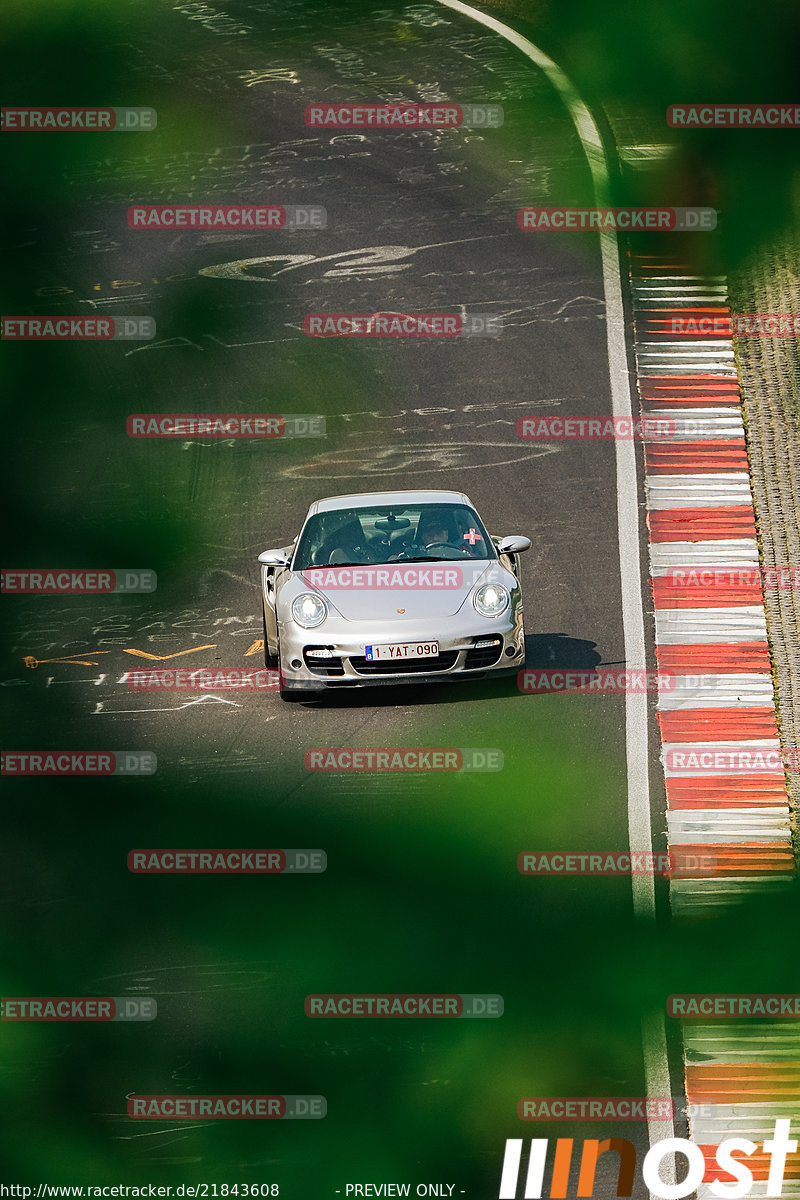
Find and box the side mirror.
[258,549,291,566]
[497,535,531,554]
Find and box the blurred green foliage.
[2,0,798,1191]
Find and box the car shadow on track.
[295,633,603,708]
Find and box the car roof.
[309,490,471,515]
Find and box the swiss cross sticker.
[463,528,479,545]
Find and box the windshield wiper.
[391,554,446,563]
[308,560,371,569]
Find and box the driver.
[415,510,456,549]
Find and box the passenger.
[325,519,378,565]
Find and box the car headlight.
[291,592,327,628]
[473,583,509,617]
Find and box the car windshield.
[292,503,496,570]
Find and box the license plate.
[364,641,439,661]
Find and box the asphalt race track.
[1,2,691,1195]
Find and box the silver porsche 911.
[257,489,530,700]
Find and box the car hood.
[284,560,513,621]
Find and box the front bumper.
[277,611,525,692]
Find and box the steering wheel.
[327,541,380,565]
[423,541,470,558]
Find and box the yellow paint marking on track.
[244,639,265,657]
[123,644,217,660]
[23,653,111,669]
